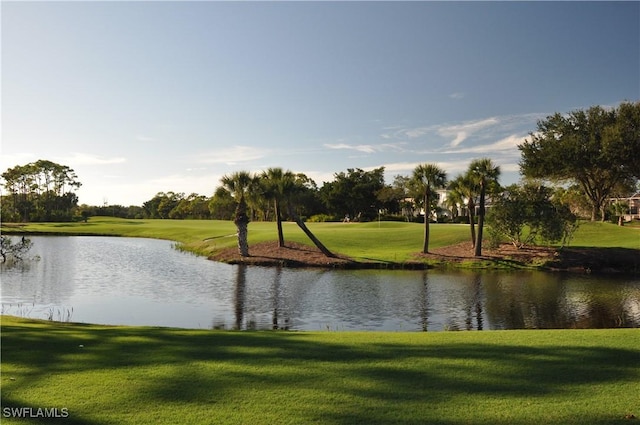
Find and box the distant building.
[608,192,640,221]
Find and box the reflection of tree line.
[220,267,639,331]
[482,274,640,330]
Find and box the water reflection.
[419,272,428,331]
[462,274,483,331]
[1,236,639,331]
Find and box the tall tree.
[411,163,447,254]
[519,103,640,221]
[221,171,257,257]
[449,173,479,247]
[260,168,294,247]
[469,158,500,257]
[319,167,385,221]
[609,101,640,179]
[1,160,81,222]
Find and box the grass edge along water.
[2,217,639,267]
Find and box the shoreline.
[208,240,640,274]
[3,228,638,274]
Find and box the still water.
[1,236,639,331]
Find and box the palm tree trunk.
[234,199,250,257]
[423,192,430,254]
[474,185,485,257]
[275,199,285,247]
[286,202,336,258]
[468,200,476,248]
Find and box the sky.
[2,1,639,207]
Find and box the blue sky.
[2,1,639,206]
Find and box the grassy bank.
[1,218,471,261]
[2,217,639,268]
[1,316,638,425]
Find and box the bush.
[307,214,339,222]
[379,214,407,222]
[487,184,578,248]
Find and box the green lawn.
[1,316,638,425]
[569,220,640,248]
[4,217,638,264]
[1,218,471,262]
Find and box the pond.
[1,236,639,331]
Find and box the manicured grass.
[1,316,638,424]
[569,220,640,248]
[1,218,471,262]
[2,217,639,263]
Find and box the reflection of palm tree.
[271,267,289,330]
[234,265,247,330]
[221,171,257,257]
[412,164,447,253]
[464,274,483,330]
[419,271,429,331]
[469,158,500,256]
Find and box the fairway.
[2,217,473,262]
[1,316,639,425]
[3,217,639,267]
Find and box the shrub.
[307,214,339,222]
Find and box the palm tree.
[221,171,257,257]
[285,174,336,258]
[443,186,463,221]
[261,167,293,248]
[469,158,501,256]
[260,169,336,258]
[449,173,479,248]
[412,163,447,254]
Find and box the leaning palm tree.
[221,171,257,257]
[469,158,501,257]
[260,169,336,258]
[284,174,336,258]
[412,163,447,254]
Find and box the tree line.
[2,102,638,251]
[1,160,81,222]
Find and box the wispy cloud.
[324,143,377,154]
[197,145,270,165]
[449,92,465,100]
[379,117,500,145]
[436,117,500,147]
[380,112,546,154]
[323,142,407,154]
[381,126,434,140]
[65,152,127,165]
[441,133,527,155]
